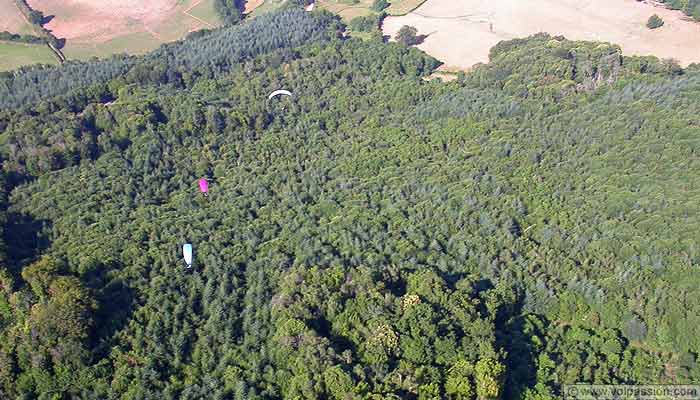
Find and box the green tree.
[20,256,62,300]
[474,358,505,400]
[323,366,355,399]
[372,0,389,12]
[646,14,664,29]
[395,25,420,46]
[445,360,474,399]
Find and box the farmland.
[0,0,36,35]
[25,0,222,60]
[383,0,700,70]
[248,0,429,21]
[316,0,428,20]
[317,0,375,20]
[0,41,57,71]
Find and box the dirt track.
[383,0,700,69]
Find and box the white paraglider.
[267,89,293,100]
[183,243,193,268]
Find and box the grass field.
[386,0,427,15]
[0,41,57,71]
[317,0,374,20]
[188,0,223,26]
[249,0,287,17]
[61,32,162,60]
[313,0,427,21]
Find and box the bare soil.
[0,0,35,34]
[27,0,212,44]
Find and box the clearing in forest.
[25,0,222,60]
[383,0,700,69]
[317,0,427,19]
[317,0,375,21]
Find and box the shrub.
[646,14,664,29]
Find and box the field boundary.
[387,0,428,16]
[184,0,216,29]
[13,0,65,63]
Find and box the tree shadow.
[497,293,539,399]
[414,31,437,45]
[41,15,55,25]
[309,313,357,357]
[54,37,66,49]
[4,212,52,278]
[92,277,136,356]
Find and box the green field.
[314,0,428,22]
[249,0,289,17]
[318,0,374,21]
[0,41,58,71]
[62,32,162,61]
[188,0,223,26]
[386,0,428,15]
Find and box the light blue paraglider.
[183,243,193,268]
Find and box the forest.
[1,5,700,400]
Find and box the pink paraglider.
[199,178,209,197]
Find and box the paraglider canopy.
[268,89,293,100]
[199,178,209,196]
[183,243,193,268]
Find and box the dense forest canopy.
[1,7,700,400]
